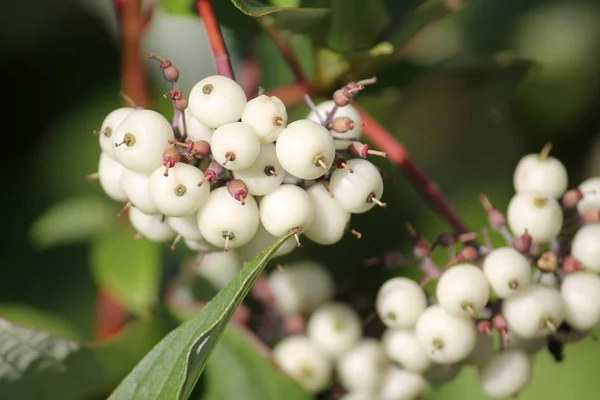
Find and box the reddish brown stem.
[95,289,127,340]
[197,0,235,79]
[258,18,312,94]
[355,104,470,234]
[119,0,151,107]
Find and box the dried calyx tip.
[539,142,553,161]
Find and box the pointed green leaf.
[108,230,300,400]
[202,325,310,400]
[90,231,163,317]
[326,0,390,53]
[29,196,118,249]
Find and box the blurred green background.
[2,0,600,399]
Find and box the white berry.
[232,143,284,196]
[195,251,242,290]
[259,184,314,237]
[329,158,384,214]
[268,260,334,316]
[415,305,477,364]
[149,162,209,217]
[560,270,600,331]
[478,349,532,398]
[306,302,362,359]
[98,107,135,157]
[241,94,287,143]
[483,247,532,298]
[275,119,335,180]
[381,329,432,373]
[336,338,389,392]
[128,206,176,242]
[304,183,351,245]
[504,330,545,354]
[235,222,296,262]
[120,168,159,214]
[502,283,565,338]
[376,277,428,329]
[196,186,259,250]
[178,111,213,143]
[307,100,363,150]
[211,122,261,170]
[436,263,489,317]
[507,192,563,243]
[112,109,174,174]
[184,238,216,252]
[98,152,128,202]
[188,75,247,128]
[576,176,600,215]
[380,366,429,400]
[168,215,204,241]
[571,223,600,272]
[272,335,333,394]
[513,151,568,198]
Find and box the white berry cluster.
[91,56,387,257]
[269,145,600,399]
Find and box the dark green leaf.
[0,316,174,400]
[231,0,324,17]
[108,230,299,400]
[29,196,118,249]
[90,230,163,317]
[326,0,390,53]
[0,303,82,340]
[202,325,310,400]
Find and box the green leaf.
[389,0,456,52]
[326,0,390,53]
[90,230,163,317]
[230,0,323,16]
[202,325,310,400]
[0,316,174,400]
[29,196,119,249]
[0,303,82,340]
[108,230,299,400]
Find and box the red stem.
[95,289,127,340]
[258,18,312,94]
[119,0,151,107]
[197,0,235,79]
[355,104,470,234]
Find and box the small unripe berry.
[198,160,226,187]
[226,179,249,205]
[149,53,179,82]
[162,148,181,176]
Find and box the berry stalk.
[196,0,235,79]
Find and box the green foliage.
[0,316,173,400]
[90,230,163,317]
[29,196,119,250]
[0,303,83,340]
[108,230,299,400]
[202,326,310,400]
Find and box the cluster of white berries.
[269,145,600,399]
[90,55,387,258]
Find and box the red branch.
[258,19,312,94]
[355,104,470,234]
[95,289,127,340]
[119,0,151,107]
[197,0,235,79]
